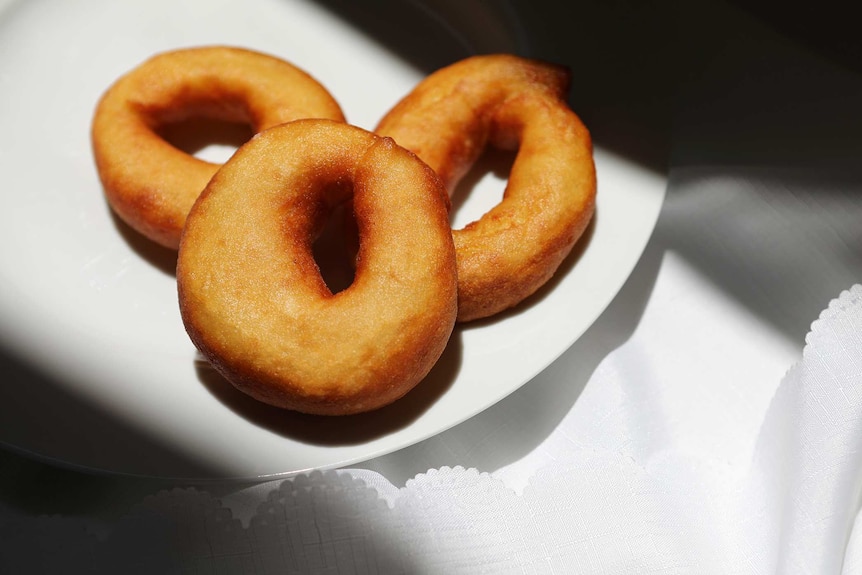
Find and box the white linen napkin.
[2,282,860,574]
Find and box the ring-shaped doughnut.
[91,46,345,249]
[376,54,597,322]
[177,119,458,416]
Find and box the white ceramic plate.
[0,0,665,479]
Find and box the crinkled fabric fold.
[2,285,860,574]
[746,285,862,574]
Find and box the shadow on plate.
[312,0,678,177]
[109,210,178,276]
[309,0,522,72]
[0,345,223,483]
[196,329,464,446]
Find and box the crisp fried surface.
[91,46,345,249]
[177,120,458,416]
[376,54,597,322]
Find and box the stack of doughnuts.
[91,46,596,416]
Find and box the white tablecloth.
[2,0,861,573]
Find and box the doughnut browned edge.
[91,46,345,249]
[376,54,597,322]
[177,120,458,416]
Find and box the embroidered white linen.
[3,280,860,573]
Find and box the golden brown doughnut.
[177,119,457,416]
[376,54,597,322]
[91,46,345,249]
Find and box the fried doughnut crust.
[92,46,345,249]
[376,54,597,322]
[177,120,458,416]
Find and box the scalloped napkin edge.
[2,285,861,574]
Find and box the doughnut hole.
[157,115,254,164]
[449,145,515,231]
[311,196,358,295]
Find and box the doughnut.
[177,119,458,416]
[91,46,345,249]
[376,54,597,322]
